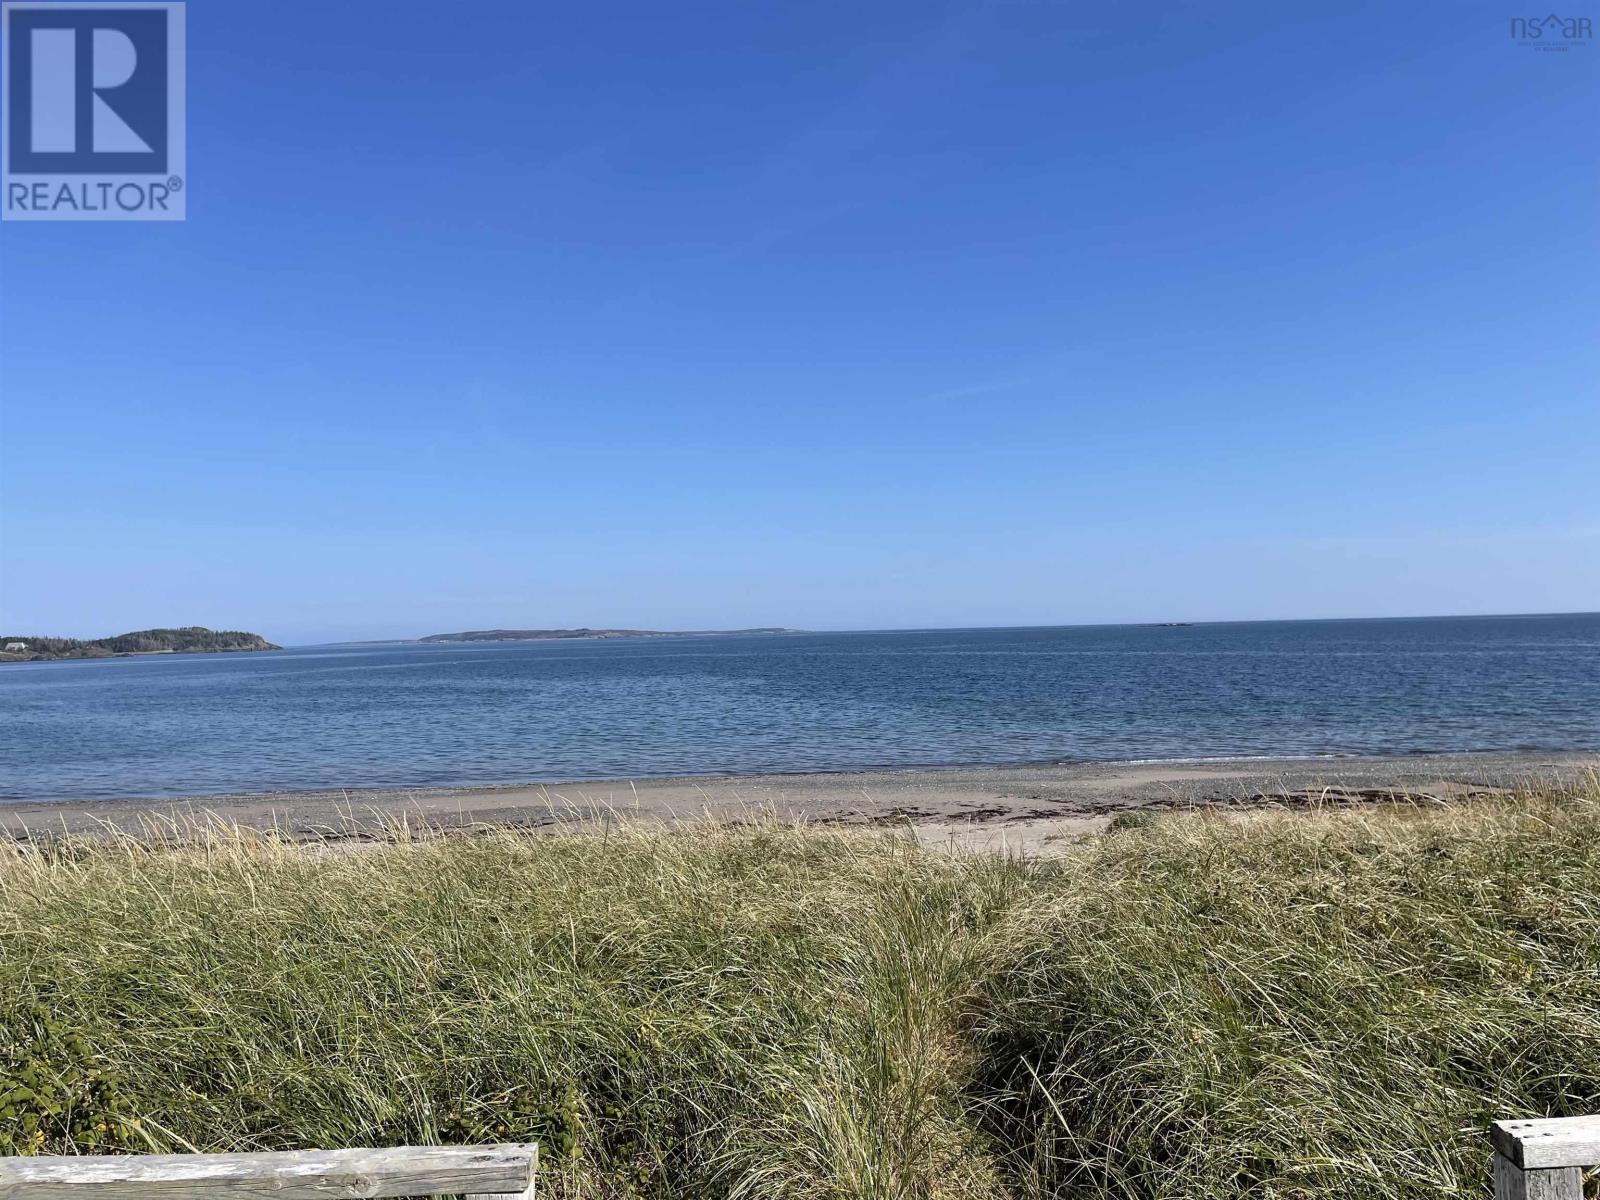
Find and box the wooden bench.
[0,1144,537,1200]
[1492,1116,1600,1199]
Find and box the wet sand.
[3,750,1594,853]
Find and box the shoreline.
[4,749,1595,851]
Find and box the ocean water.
[0,614,1596,802]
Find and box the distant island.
[421,628,803,643]
[0,627,280,662]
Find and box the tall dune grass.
[970,789,1600,1198]
[2,783,1598,1198]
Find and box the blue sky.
[1,0,1596,645]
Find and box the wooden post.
[1490,1117,1599,1200]
[1493,1151,1582,1200]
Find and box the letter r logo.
[31,26,153,154]
[5,5,169,172]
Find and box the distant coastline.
[419,627,804,643]
[0,627,279,663]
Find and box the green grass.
[3,783,1599,1198]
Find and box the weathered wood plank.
[464,1146,536,1200]
[1492,1152,1582,1200]
[1492,1116,1600,1170]
[0,1144,538,1200]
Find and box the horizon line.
[287,609,1600,648]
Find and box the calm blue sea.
[1,614,1597,802]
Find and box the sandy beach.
[4,750,1594,852]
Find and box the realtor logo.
[2,2,185,220]
[1509,13,1594,48]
